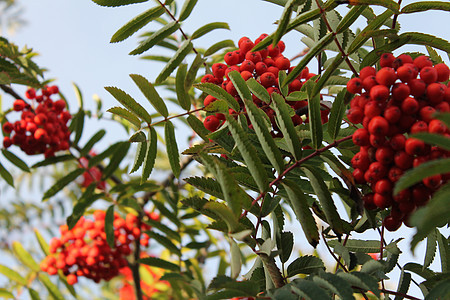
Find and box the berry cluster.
[201,34,328,134]
[2,86,71,158]
[79,153,106,190]
[347,53,450,231]
[40,210,159,284]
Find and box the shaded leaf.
[141,127,158,183]
[313,272,355,300]
[130,140,147,173]
[327,89,347,140]
[147,231,181,256]
[195,82,240,111]
[110,6,164,43]
[328,239,380,253]
[287,255,325,277]
[105,205,115,248]
[165,121,180,178]
[2,149,30,172]
[401,1,450,13]
[395,269,412,300]
[204,39,235,57]
[178,0,198,21]
[0,161,14,187]
[101,142,130,180]
[139,257,180,271]
[191,22,230,40]
[105,86,153,124]
[176,63,190,110]
[155,40,193,84]
[411,132,450,151]
[130,74,168,117]
[43,169,85,201]
[246,78,271,104]
[130,21,180,55]
[107,106,142,128]
[92,0,147,7]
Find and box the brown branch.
[0,84,24,100]
[314,0,359,77]
[240,134,353,219]
[381,289,421,300]
[392,0,403,29]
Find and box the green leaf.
[425,278,450,300]
[101,142,130,180]
[0,289,14,299]
[273,0,296,46]
[290,279,331,300]
[437,231,449,273]
[199,153,244,217]
[302,166,344,235]
[335,5,367,34]
[307,92,323,149]
[424,230,437,269]
[110,6,164,43]
[410,183,450,250]
[31,154,75,168]
[38,273,64,300]
[129,130,147,143]
[404,262,436,280]
[129,21,180,55]
[282,180,319,247]
[12,241,40,272]
[313,272,355,300]
[67,186,103,229]
[231,239,242,279]
[130,141,147,173]
[147,231,181,256]
[141,127,158,183]
[105,86,153,124]
[130,74,168,118]
[287,255,324,277]
[411,132,450,151]
[243,99,284,174]
[283,33,334,86]
[139,256,180,271]
[204,39,235,57]
[329,239,380,253]
[394,158,450,194]
[332,241,351,268]
[34,229,50,256]
[395,269,412,300]
[0,265,27,285]
[28,288,41,300]
[246,78,271,104]
[0,161,14,187]
[187,115,210,142]
[70,109,85,145]
[143,218,181,242]
[225,115,268,193]
[176,63,190,110]
[347,0,399,13]
[43,169,85,201]
[1,149,30,172]
[72,82,84,108]
[312,55,345,97]
[195,82,240,111]
[165,121,180,178]
[156,40,193,84]
[347,9,394,55]
[178,0,198,21]
[107,106,142,128]
[184,176,224,199]
[191,22,230,40]
[401,1,450,13]
[278,232,294,264]
[92,0,147,6]
[271,93,302,160]
[327,89,347,140]
[228,70,252,101]
[105,205,115,248]
[80,129,106,156]
[336,272,380,298]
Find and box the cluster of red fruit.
[40,210,159,285]
[79,154,106,190]
[201,34,328,134]
[1,86,71,158]
[347,53,450,231]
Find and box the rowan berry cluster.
[1,86,71,158]
[347,53,450,231]
[40,210,159,285]
[201,34,327,134]
[79,154,106,190]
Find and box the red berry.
[376,67,397,86]
[435,63,450,82]
[370,85,390,102]
[13,99,26,111]
[383,106,402,124]
[420,66,438,84]
[368,116,389,136]
[203,115,221,132]
[352,128,370,146]
[408,79,426,97]
[428,119,447,134]
[401,97,419,115]
[391,83,410,102]
[260,72,277,87]
[274,56,290,70]
[359,66,377,81]
[384,216,402,231]
[405,138,425,156]
[379,53,395,68]
[414,55,433,70]
[397,64,417,82]
[427,83,445,104]
[347,78,363,94]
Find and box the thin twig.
[0,84,24,100]
[314,0,359,77]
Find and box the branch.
[314,0,359,77]
[241,134,353,219]
[0,84,24,100]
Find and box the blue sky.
[2,0,450,297]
